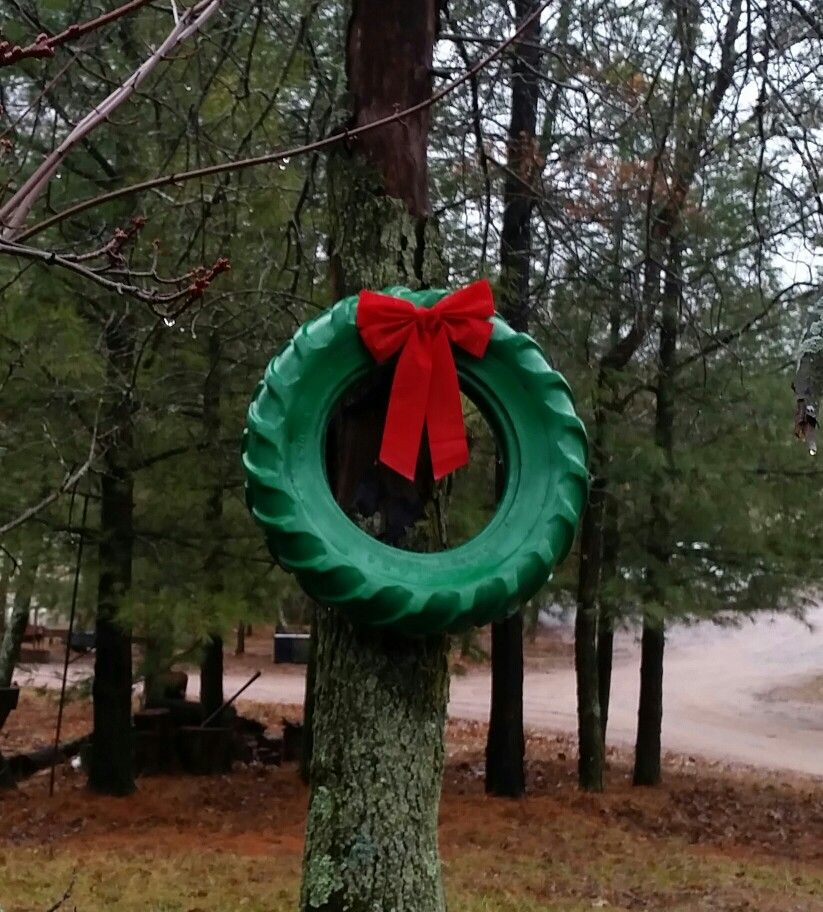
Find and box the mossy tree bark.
[302,616,449,912]
[485,0,541,801]
[299,3,449,910]
[89,307,136,796]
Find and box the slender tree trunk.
[595,189,626,750]
[300,605,317,784]
[486,611,525,796]
[0,544,41,688]
[574,446,605,791]
[0,547,16,784]
[596,491,619,744]
[486,448,525,797]
[300,4,449,909]
[595,621,613,749]
[88,310,136,796]
[485,0,541,800]
[235,621,245,655]
[200,329,225,721]
[633,235,680,787]
[633,620,665,785]
[0,551,11,639]
[200,635,224,721]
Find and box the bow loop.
[356,280,495,481]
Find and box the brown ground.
[2,673,822,912]
[1,693,821,863]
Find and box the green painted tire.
[242,287,588,635]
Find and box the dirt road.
[22,608,822,777]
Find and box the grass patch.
[1,830,821,912]
[0,850,298,912]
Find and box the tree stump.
[176,726,232,775]
[134,708,175,775]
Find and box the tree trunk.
[300,3,448,909]
[303,615,448,912]
[88,310,136,796]
[597,489,619,745]
[484,0,541,801]
[0,551,11,639]
[574,466,605,792]
[200,329,225,722]
[595,188,626,751]
[235,621,245,655]
[633,619,665,785]
[633,235,680,787]
[485,449,524,797]
[595,619,613,751]
[486,611,525,797]
[200,635,224,722]
[0,544,41,688]
[630,0,736,784]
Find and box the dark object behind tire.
[273,632,311,664]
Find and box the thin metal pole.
[199,670,261,728]
[49,489,89,796]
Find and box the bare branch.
[0,427,98,538]
[0,0,224,237]
[16,0,553,242]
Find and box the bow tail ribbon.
[380,326,468,481]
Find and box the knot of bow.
[356,279,495,481]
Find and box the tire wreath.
[242,287,588,635]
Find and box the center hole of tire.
[325,370,503,552]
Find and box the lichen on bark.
[300,611,449,912]
[327,153,445,297]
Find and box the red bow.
[356,280,495,481]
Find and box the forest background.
[0,0,821,797]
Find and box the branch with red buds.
[186,257,232,301]
[0,229,231,319]
[0,0,155,68]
